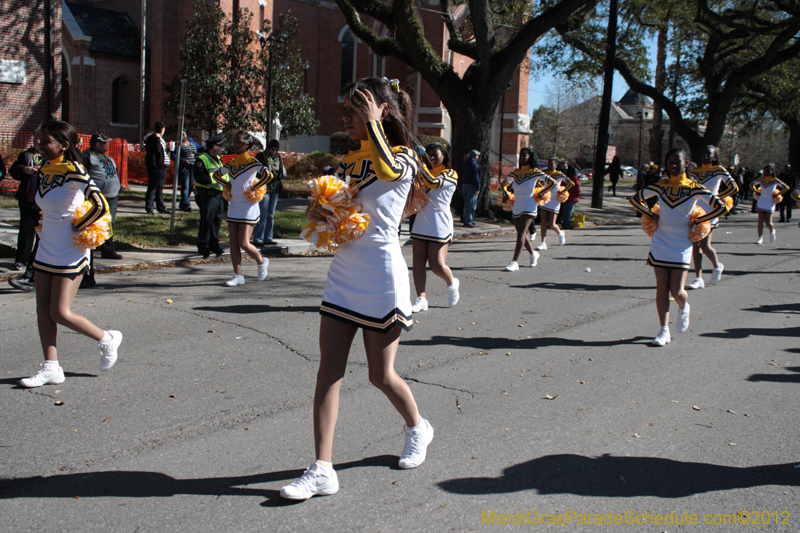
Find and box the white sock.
[314,460,333,473]
[44,360,59,370]
[99,331,112,345]
[408,419,425,432]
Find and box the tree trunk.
[649,25,667,167]
[449,107,495,217]
[786,118,800,173]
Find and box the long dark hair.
[520,147,538,169]
[41,120,82,163]
[342,77,415,149]
[425,142,451,169]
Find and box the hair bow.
[383,77,400,93]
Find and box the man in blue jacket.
[459,150,481,228]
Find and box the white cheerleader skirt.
[540,195,561,214]
[647,223,692,270]
[33,215,90,276]
[227,197,261,225]
[411,204,453,243]
[512,194,538,219]
[320,239,413,333]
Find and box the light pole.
[260,32,284,141]
[636,110,644,172]
[498,83,512,178]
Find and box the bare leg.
[237,223,264,264]
[540,211,549,244]
[654,267,671,328]
[757,212,764,238]
[363,326,421,428]
[411,239,429,298]
[512,216,533,262]
[764,212,774,232]
[313,317,358,462]
[669,269,689,311]
[546,210,561,234]
[698,233,719,270]
[228,222,243,275]
[691,242,703,278]
[426,241,454,287]
[35,272,59,362]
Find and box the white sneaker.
[257,258,269,281]
[99,330,122,371]
[505,261,519,272]
[755,236,763,245]
[20,363,65,387]
[653,327,670,346]
[225,275,245,286]
[447,278,460,306]
[558,232,566,245]
[411,296,428,313]
[687,277,705,290]
[677,303,690,332]
[530,251,540,267]
[769,229,776,242]
[710,263,724,285]
[399,418,434,469]
[536,242,548,251]
[280,462,339,500]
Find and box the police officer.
[194,135,226,258]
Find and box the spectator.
[459,149,480,228]
[741,167,754,199]
[83,133,123,260]
[606,155,621,196]
[9,132,42,273]
[558,160,581,229]
[254,139,285,246]
[777,165,796,222]
[144,120,170,214]
[194,135,226,258]
[172,130,197,212]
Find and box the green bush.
[329,132,361,155]
[286,151,341,180]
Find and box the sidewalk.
[0,182,645,275]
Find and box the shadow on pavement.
[402,335,651,351]
[746,366,800,384]
[0,372,97,388]
[700,326,800,340]
[0,455,398,501]
[438,454,800,496]
[510,282,651,291]
[744,303,800,314]
[194,304,320,314]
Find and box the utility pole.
[591,0,618,209]
[138,0,147,145]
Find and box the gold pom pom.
[533,187,551,206]
[497,193,514,212]
[299,177,371,251]
[244,185,266,203]
[222,188,232,202]
[689,206,711,242]
[722,196,733,210]
[772,194,783,205]
[71,201,113,249]
[641,204,659,237]
[557,188,569,203]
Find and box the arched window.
[112,76,134,124]
[340,29,355,94]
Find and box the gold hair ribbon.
[384,78,400,93]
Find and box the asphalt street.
[0,213,798,532]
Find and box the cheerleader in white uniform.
[19,121,122,388]
[500,148,556,271]
[538,158,574,249]
[281,78,433,501]
[216,131,272,286]
[409,142,459,312]
[750,164,789,244]
[686,146,738,289]
[629,148,726,346]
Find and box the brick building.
[0,0,62,136]
[4,0,531,160]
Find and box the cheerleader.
[216,132,273,286]
[500,148,556,271]
[409,142,459,312]
[751,164,789,244]
[538,158,574,249]
[19,121,122,388]
[280,78,433,500]
[629,148,726,346]
[686,146,738,289]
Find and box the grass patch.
[0,195,18,209]
[117,188,147,203]
[113,209,307,249]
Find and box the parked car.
[581,168,594,181]
[620,165,636,179]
